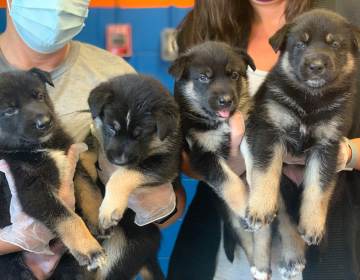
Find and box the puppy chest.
[188,123,230,154]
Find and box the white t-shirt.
[213,69,303,280]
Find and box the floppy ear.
[88,84,114,119]
[269,23,293,53]
[351,25,360,51]
[153,102,179,141]
[29,68,54,87]
[168,53,191,81]
[235,48,256,72]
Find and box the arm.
[0,240,21,255]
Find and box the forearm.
[0,240,22,255]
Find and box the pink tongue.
[218,110,230,118]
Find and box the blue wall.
[0,7,198,276]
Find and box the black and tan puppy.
[88,74,181,279]
[88,74,181,231]
[0,69,106,270]
[241,9,360,245]
[169,41,255,217]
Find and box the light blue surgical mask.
[7,0,90,54]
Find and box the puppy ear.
[351,25,360,51]
[88,84,113,119]
[29,68,54,87]
[168,53,191,81]
[235,48,256,72]
[269,23,293,53]
[153,103,179,141]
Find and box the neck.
[251,0,286,26]
[0,15,69,72]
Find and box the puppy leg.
[241,138,284,230]
[277,196,305,279]
[299,146,338,245]
[99,168,145,230]
[190,151,248,218]
[23,190,106,270]
[219,160,249,217]
[74,161,102,235]
[250,225,272,280]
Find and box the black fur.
[0,69,105,277]
[169,41,253,194]
[243,9,360,245]
[88,74,182,280]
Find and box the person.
[168,0,360,279]
[0,0,185,279]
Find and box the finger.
[229,111,245,139]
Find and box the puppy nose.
[308,59,325,75]
[35,115,52,130]
[217,96,233,108]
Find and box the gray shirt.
[0,41,135,142]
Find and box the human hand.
[227,111,246,176]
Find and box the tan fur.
[99,168,145,230]
[79,150,98,181]
[247,144,284,221]
[299,181,335,244]
[73,174,102,233]
[220,159,248,217]
[97,228,127,279]
[56,215,105,267]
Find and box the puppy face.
[0,69,55,148]
[88,74,179,167]
[270,9,360,90]
[169,41,255,120]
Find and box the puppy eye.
[231,72,240,80]
[331,41,340,49]
[295,41,306,49]
[3,107,18,117]
[198,74,210,83]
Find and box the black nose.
[217,96,233,108]
[35,115,52,130]
[308,59,325,75]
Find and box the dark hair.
[176,0,313,53]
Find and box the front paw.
[279,258,306,279]
[71,243,107,271]
[250,266,271,280]
[244,206,277,231]
[298,225,324,246]
[99,204,124,231]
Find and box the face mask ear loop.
[6,0,11,13]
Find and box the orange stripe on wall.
[0,0,194,8]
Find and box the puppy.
[241,9,360,246]
[88,74,181,279]
[0,69,106,271]
[169,41,255,217]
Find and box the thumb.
[229,111,245,155]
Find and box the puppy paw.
[99,204,124,230]
[278,258,306,280]
[298,225,324,245]
[250,266,271,280]
[72,245,107,271]
[244,206,277,231]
